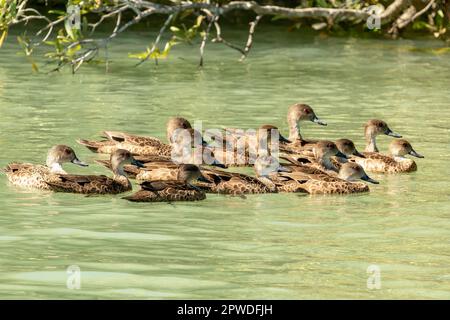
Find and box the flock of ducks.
[3,103,424,202]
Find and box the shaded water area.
[0,28,449,299]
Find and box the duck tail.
[94,159,112,170]
[2,163,23,174]
[76,139,104,153]
[102,131,127,142]
[122,192,145,202]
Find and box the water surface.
[0,28,449,299]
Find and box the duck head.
[313,140,347,171]
[364,119,402,152]
[254,155,291,177]
[177,164,209,190]
[255,124,291,156]
[46,145,88,173]
[111,149,144,176]
[167,117,207,147]
[389,139,424,160]
[287,103,327,140]
[335,138,365,159]
[166,117,192,143]
[254,155,291,192]
[258,125,291,144]
[338,162,379,184]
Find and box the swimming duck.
[352,139,424,173]
[77,117,206,157]
[45,149,144,194]
[363,119,402,152]
[211,124,291,167]
[329,138,366,169]
[278,103,327,154]
[287,103,327,139]
[123,164,207,202]
[3,145,88,190]
[196,166,281,195]
[94,145,226,181]
[256,156,378,194]
[281,140,348,173]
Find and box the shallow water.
[0,28,449,299]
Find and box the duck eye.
[402,143,408,147]
[378,123,383,127]
[303,109,310,114]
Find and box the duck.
[255,155,378,195]
[211,124,291,167]
[330,138,366,169]
[279,103,328,154]
[123,164,208,202]
[281,140,348,173]
[363,119,402,152]
[45,149,144,194]
[94,145,227,181]
[101,155,277,195]
[352,139,424,173]
[196,166,281,195]
[3,145,88,190]
[77,117,206,157]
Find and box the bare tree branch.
[240,15,262,62]
[6,0,434,73]
[136,12,175,66]
[199,12,216,67]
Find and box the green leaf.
[0,29,7,48]
[48,10,66,15]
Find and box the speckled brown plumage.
[78,133,173,156]
[95,154,176,180]
[3,145,88,190]
[274,171,369,195]
[123,180,206,202]
[352,152,417,173]
[3,163,57,190]
[198,168,275,195]
[45,174,132,194]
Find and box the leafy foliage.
[1,0,449,73]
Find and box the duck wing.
[3,162,38,174]
[139,180,193,192]
[45,174,121,194]
[103,131,164,147]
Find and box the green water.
[0,29,449,299]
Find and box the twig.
[239,15,262,62]
[136,12,175,66]
[411,0,435,22]
[199,13,216,67]
[209,14,245,55]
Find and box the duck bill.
[211,159,227,169]
[353,150,365,158]
[361,174,379,184]
[312,116,327,126]
[335,151,348,159]
[131,158,145,168]
[197,174,210,183]
[278,134,291,143]
[409,149,424,158]
[277,165,292,173]
[72,158,89,167]
[385,128,402,138]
